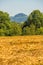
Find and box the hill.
[10,13,28,22]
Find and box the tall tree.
[26,10,43,28]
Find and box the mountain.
[10,13,28,22]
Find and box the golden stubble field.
[0,36,43,65]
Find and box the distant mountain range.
[10,13,28,22]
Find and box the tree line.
[0,10,43,36]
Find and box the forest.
[0,10,43,36]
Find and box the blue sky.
[0,0,43,16]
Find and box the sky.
[0,0,43,16]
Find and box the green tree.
[22,24,36,35]
[8,22,22,36]
[35,28,40,35]
[0,29,5,36]
[0,11,12,36]
[39,27,43,34]
[0,11,11,30]
[27,10,43,28]
[30,24,35,35]
[0,11,10,23]
[22,26,31,35]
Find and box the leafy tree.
[0,10,43,36]
[8,22,22,36]
[35,28,40,35]
[30,24,35,35]
[35,27,43,35]
[22,26,31,35]
[0,11,11,30]
[27,10,43,28]
[39,27,43,34]
[22,24,35,35]
[0,29,5,36]
[0,11,12,36]
[0,11,10,23]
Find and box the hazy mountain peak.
[15,13,27,17]
[10,13,28,22]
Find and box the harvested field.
[0,36,43,65]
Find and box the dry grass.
[0,36,43,65]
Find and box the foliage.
[8,22,22,36]
[22,24,35,35]
[22,26,31,35]
[0,29,5,36]
[0,10,43,36]
[24,10,43,28]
